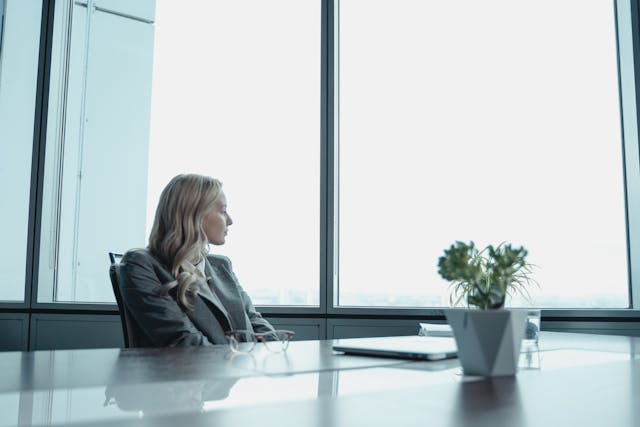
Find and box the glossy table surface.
[1,332,640,426]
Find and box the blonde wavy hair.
[148,174,223,308]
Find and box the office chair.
[109,252,138,348]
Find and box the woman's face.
[202,191,233,245]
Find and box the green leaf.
[438,240,538,310]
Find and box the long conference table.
[1,331,639,426]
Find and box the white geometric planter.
[444,308,528,377]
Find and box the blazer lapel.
[201,259,233,322]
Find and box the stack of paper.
[418,323,453,337]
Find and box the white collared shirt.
[193,257,216,301]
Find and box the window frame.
[326,0,640,318]
[0,0,48,310]
[622,0,640,310]
[4,0,640,325]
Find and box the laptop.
[332,335,458,361]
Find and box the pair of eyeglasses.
[225,330,295,353]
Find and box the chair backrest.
[109,252,136,348]
[109,252,123,265]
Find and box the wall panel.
[0,314,29,351]
[327,318,426,339]
[266,317,325,340]
[30,313,123,350]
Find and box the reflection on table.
[1,332,639,426]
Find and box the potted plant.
[438,241,538,377]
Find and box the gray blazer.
[118,248,274,347]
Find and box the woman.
[119,174,274,347]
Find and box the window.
[0,0,42,302]
[38,0,155,303]
[337,0,629,308]
[33,0,638,312]
[146,0,321,306]
[39,0,321,306]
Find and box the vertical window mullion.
[618,0,640,308]
[325,0,339,313]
